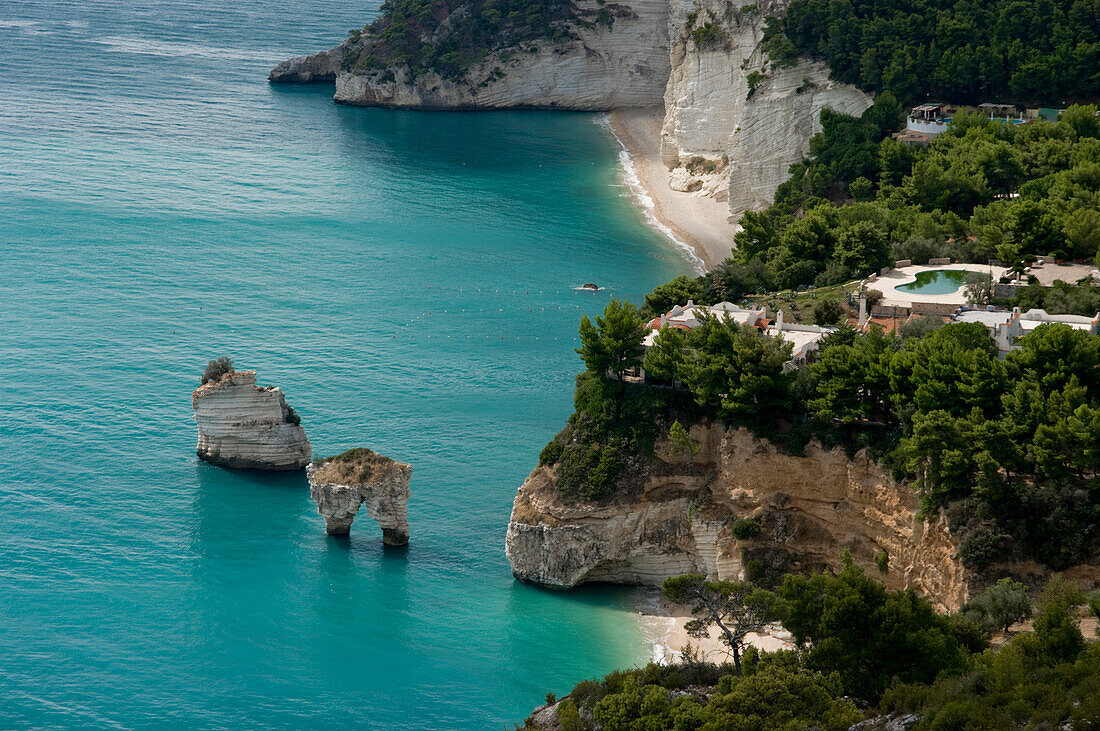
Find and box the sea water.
[0,0,690,727]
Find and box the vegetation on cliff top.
[544,103,1100,575]
[201,356,234,385]
[312,447,394,484]
[762,0,1100,105]
[530,563,1100,729]
[344,0,588,80]
[549,290,1100,571]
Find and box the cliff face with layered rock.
[506,423,969,613]
[192,370,311,471]
[659,0,873,214]
[307,448,411,545]
[271,0,670,110]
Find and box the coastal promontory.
[191,361,311,471]
[506,423,968,612]
[307,448,411,545]
[269,0,669,110]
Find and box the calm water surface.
[0,1,689,727]
[897,269,968,295]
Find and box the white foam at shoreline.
[596,115,707,275]
[632,589,681,665]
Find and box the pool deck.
[872,263,1007,308]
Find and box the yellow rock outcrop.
[506,423,969,613]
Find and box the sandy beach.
[633,590,795,665]
[605,107,736,272]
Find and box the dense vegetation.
[716,103,1100,296]
[762,0,1100,104]
[312,447,393,483]
[532,564,1100,730]
[547,296,1100,571]
[345,0,594,80]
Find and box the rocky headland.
[307,448,411,545]
[506,423,968,613]
[192,370,311,471]
[270,0,670,110]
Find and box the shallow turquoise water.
[897,269,967,295]
[0,2,689,727]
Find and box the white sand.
[636,593,1099,665]
[633,590,795,665]
[603,107,736,272]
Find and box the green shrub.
[745,70,764,97]
[962,578,1030,634]
[812,299,843,326]
[731,517,761,540]
[539,438,564,465]
[285,406,301,426]
[1038,574,1086,613]
[874,549,888,575]
[555,699,583,731]
[690,22,727,50]
[668,420,699,456]
[201,356,234,384]
[569,678,608,711]
[958,523,1007,571]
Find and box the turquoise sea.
[0,1,690,727]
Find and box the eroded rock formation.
[307,448,411,545]
[506,423,969,613]
[192,370,311,471]
[660,0,873,216]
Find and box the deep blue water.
[0,1,689,727]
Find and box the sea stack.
[307,448,411,545]
[192,368,311,470]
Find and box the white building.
[767,310,836,367]
[644,300,767,335]
[953,307,1100,356]
[641,301,833,370]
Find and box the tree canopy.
[540,568,1100,729]
[728,106,1100,294]
[763,0,1100,105]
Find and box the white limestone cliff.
[660,0,873,217]
[506,424,968,613]
[273,0,670,110]
[192,370,311,471]
[307,449,411,545]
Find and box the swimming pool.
[897,269,969,295]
